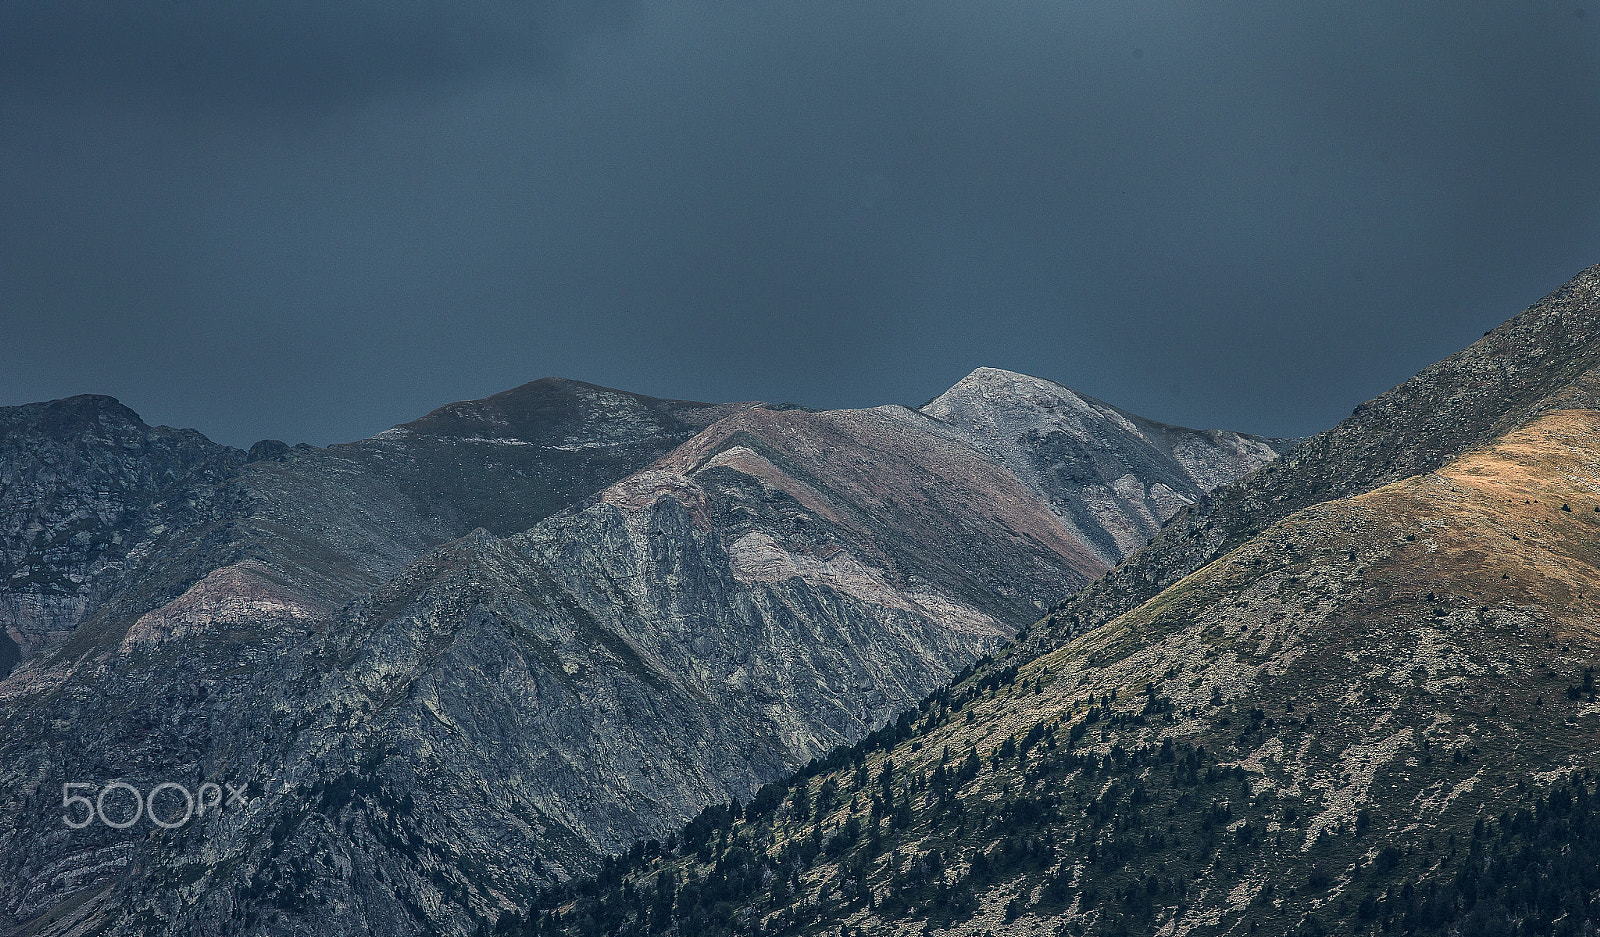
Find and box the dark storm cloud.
[1,1,1596,449]
[0,0,637,109]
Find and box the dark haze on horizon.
[1,0,1597,449]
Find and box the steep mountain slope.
[0,372,1278,937]
[512,262,1600,937]
[639,402,1108,619]
[529,407,1600,937]
[920,368,1287,565]
[1033,260,1600,653]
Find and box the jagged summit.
[0,393,165,442]
[0,393,243,674]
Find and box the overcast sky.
[2,1,1597,448]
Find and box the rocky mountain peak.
[920,367,1289,563]
[390,377,748,449]
[922,367,1100,422]
[0,394,244,676]
[0,393,154,442]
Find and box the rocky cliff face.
[0,372,1278,936]
[0,394,244,673]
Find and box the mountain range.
[0,366,1284,935]
[525,261,1600,937]
[11,261,1600,937]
